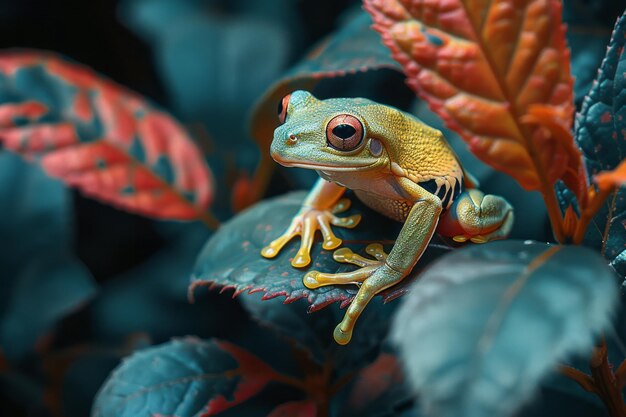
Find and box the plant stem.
[250,154,275,205]
[559,365,596,393]
[542,186,567,243]
[572,188,612,244]
[589,339,626,417]
[199,211,220,230]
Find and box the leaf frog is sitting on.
[261,91,514,344]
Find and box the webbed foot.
[261,198,361,268]
[304,244,403,345]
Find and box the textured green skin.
[265,91,513,344]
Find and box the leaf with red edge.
[364,0,582,194]
[191,191,450,312]
[92,337,282,417]
[0,50,215,224]
[267,401,317,417]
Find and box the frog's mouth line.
[275,160,378,171]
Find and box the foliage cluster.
[1,1,626,417]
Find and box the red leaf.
[364,0,581,193]
[594,160,626,193]
[231,172,256,213]
[347,353,403,411]
[202,340,280,416]
[267,401,317,417]
[0,50,215,223]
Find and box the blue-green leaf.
[92,337,278,417]
[89,226,224,345]
[0,153,96,361]
[391,241,618,417]
[572,11,626,278]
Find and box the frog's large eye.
[277,93,291,125]
[326,114,364,151]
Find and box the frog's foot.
[303,244,403,345]
[260,198,361,268]
[438,189,514,244]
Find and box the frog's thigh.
[334,182,442,345]
[438,189,513,243]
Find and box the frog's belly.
[354,190,413,223]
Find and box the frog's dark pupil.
[277,100,283,116]
[332,124,356,139]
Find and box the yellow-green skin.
[262,91,513,345]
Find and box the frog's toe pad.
[303,271,322,289]
[333,324,352,345]
[292,250,312,268]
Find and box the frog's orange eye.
[326,114,364,151]
[277,93,291,125]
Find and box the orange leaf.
[594,159,626,193]
[364,0,580,192]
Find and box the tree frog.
[261,91,513,345]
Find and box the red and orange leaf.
[0,50,214,223]
[594,160,626,193]
[364,0,581,192]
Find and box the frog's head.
[270,91,390,173]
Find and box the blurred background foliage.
[0,0,624,416]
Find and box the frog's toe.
[261,233,297,258]
[303,268,373,289]
[303,271,322,288]
[331,198,352,214]
[365,243,388,261]
[318,217,343,250]
[333,324,352,345]
[292,249,312,268]
[333,247,381,268]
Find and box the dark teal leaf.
[1,253,95,360]
[563,0,624,104]
[0,153,96,361]
[89,225,229,344]
[239,294,394,377]
[250,10,403,153]
[92,337,278,417]
[572,12,626,278]
[62,350,123,417]
[391,241,617,417]
[191,191,450,312]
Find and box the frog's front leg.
[261,178,361,268]
[305,178,442,345]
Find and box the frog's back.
[357,102,464,217]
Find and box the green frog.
[261,91,513,344]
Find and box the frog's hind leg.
[438,189,514,243]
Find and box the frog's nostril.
[287,134,298,145]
